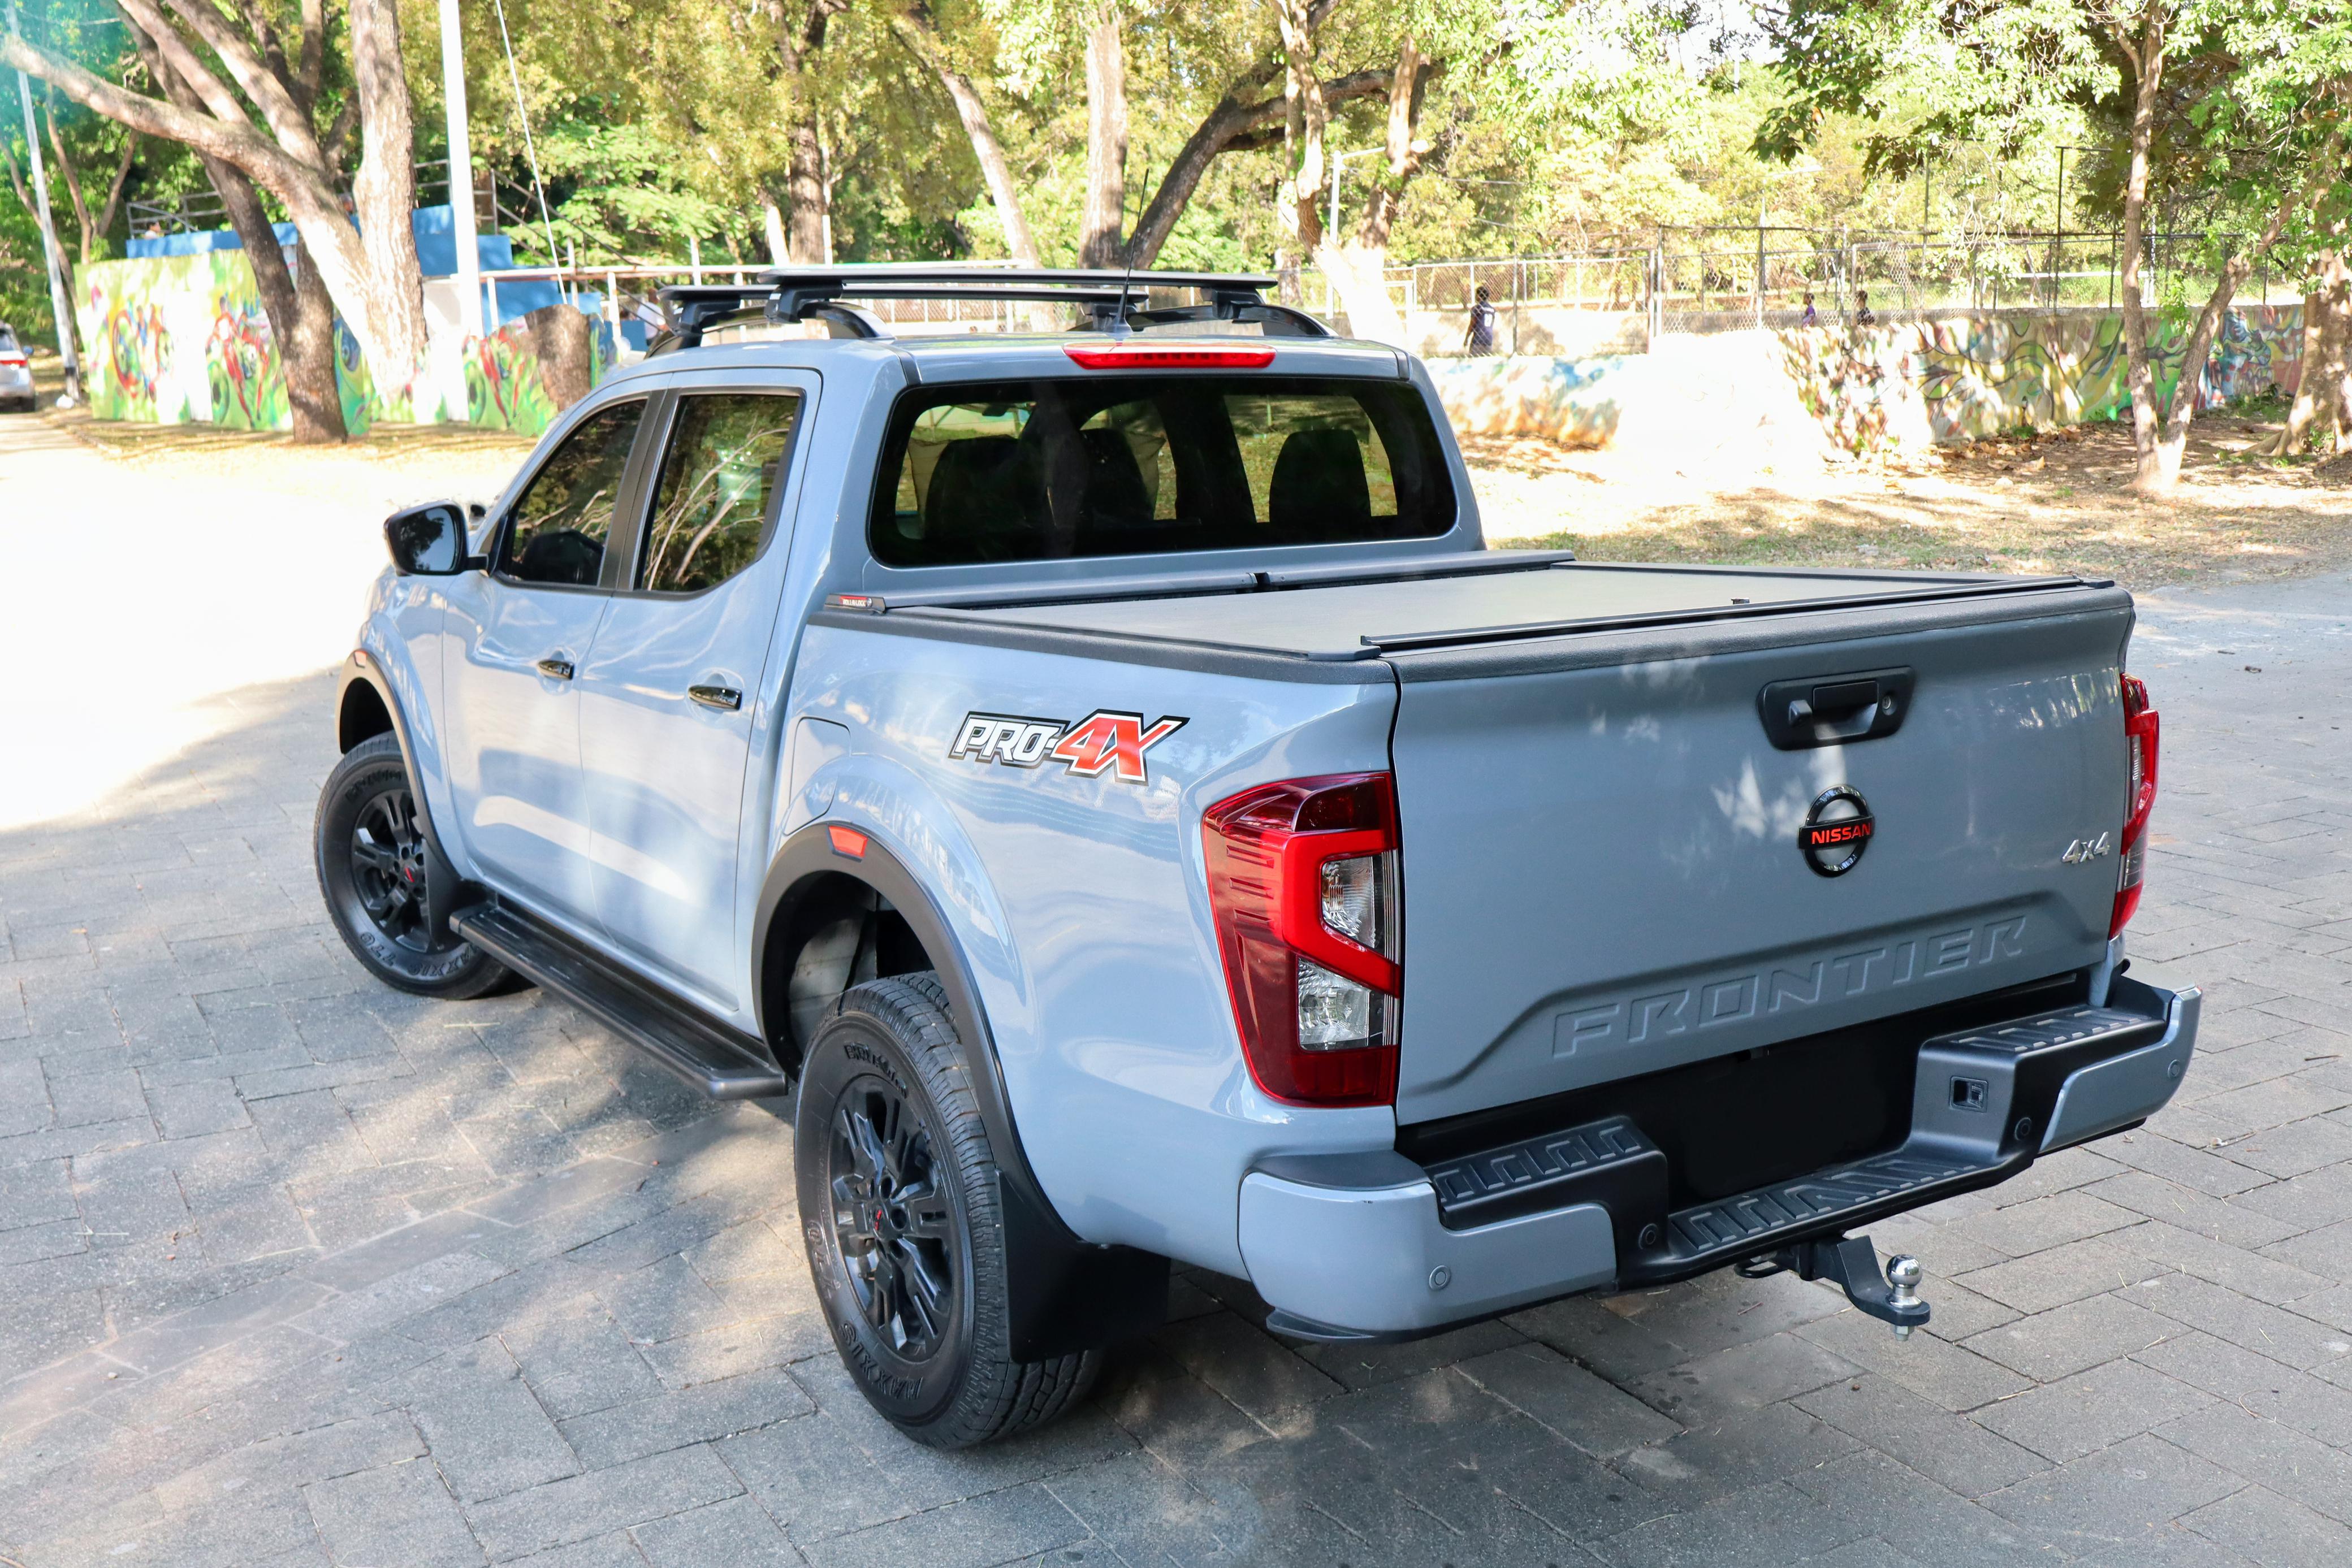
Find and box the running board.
[451,903,790,1099]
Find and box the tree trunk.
[2263,252,2352,455]
[1274,0,1329,261]
[1078,2,1127,267]
[2143,185,2307,486]
[286,235,347,438]
[760,195,788,267]
[3,27,401,389]
[2114,4,2166,494]
[42,93,96,266]
[134,23,343,440]
[894,8,1043,269]
[772,0,846,265]
[784,121,828,263]
[1321,38,1437,346]
[520,302,593,410]
[1125,67,1383,270]
[204,153,346,441]
[347,0,429,395]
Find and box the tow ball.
[1736,1235,1930,1339]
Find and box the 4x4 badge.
[1800,786,1875,877]
[950,710,1187,785]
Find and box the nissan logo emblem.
[1800,786,1875,877]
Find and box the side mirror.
[384,501,477,575]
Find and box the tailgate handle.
[1760,667,1915,750]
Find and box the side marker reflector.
[827,825,868,859]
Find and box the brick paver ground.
[2,561,2348,1567]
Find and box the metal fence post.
[1755,223,1766,330]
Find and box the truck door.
[440,395,650,931]
[577,380,813,1014]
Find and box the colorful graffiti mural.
[465,319,563,433]
[1428,306,2309,461]
[74,251,609,436]
[1774,306,2306,454]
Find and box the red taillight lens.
[0,353,27,368]
[2111,673,2159,937]
[1063,345,1277,370]
[1202,772,1401,1107]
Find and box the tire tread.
[824,972,1100,1447]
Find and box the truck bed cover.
[849,561,2116,674]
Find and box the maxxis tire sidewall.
[314,738,495,995]
[795,994,987,1432]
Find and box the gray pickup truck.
[328,266,2195,1448]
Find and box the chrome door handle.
[536,657,575,680]
[689,684,742,712]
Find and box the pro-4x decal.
[950,709,1187,785]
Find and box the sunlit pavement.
[2,426,2350,1565]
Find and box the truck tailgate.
[1385,582,2136,1124]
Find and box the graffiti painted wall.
[73,251,291,430]
[1772,306,2305,455]
[74,252,612,436]
[1429,306,2305,460]
[1425,353,1641,448]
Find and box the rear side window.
[501,399,644,587]
[638,392,804,593]
[870,376,1455,566]
[0,328,18,352]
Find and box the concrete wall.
[1428,306,2307,461]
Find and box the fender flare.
[335,652,470,938]
[750,820,1168,1359]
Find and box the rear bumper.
[1237,974,2198,1339]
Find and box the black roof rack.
[648,265,1331,353]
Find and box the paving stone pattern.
[3,573,2350,1567]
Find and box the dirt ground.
[1468,409,2352,589]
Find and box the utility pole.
[437,0,484,339]
[10,3,80,404]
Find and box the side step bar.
[451,903,790,1100]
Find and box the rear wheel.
[315,734,513,998]
[796,973,1100,1447]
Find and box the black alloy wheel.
[314,733,514,998]
[348,785,433,951]
[829,1075,959,1361]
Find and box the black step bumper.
[1239,975,2198,1339]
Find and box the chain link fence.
[1386,228,2297,354]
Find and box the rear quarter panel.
[786,621,1398,1275]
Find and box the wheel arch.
[752,820,1167,1359]
[334,651,468,934]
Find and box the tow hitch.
[1738,1235,1929,1338]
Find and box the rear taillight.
[1202,772,1401,1107]
[2111,673,2160,936]
[0,353,27,368]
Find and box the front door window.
[501,400,645,587]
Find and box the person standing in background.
[1464,285,1498,356]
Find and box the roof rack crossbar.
[649,265,1327,352]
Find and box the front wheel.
[314,734,513,998]
[796,973,1100,1447]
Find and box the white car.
[0,324,34,412]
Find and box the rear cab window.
[870,375,1455,567]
